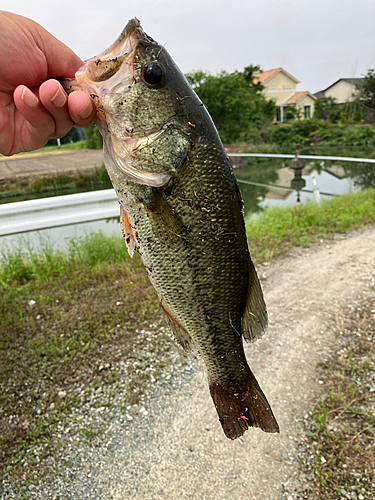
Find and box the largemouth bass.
[62,19,279,439]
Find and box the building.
[253,67,316,122]
[315,78,363,104]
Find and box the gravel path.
[3,228,375,500]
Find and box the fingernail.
[50,86,67,108]
[78,99,93,120]
[21,87,39,107]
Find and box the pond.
[0,147,374,252]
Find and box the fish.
[62,18,279,439]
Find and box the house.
[315,78,363,104]
[253,67,316,122]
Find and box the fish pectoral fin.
[160,302,195,353]
[241,261,268,342]
[119,205,136,257]
[208,372,279,440]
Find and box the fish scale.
[62,18,279,439]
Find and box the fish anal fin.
[208,372,279,440]
[160,302,194,353]
[241,261,268,342]
[120,205,136,258]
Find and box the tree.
[356,68,375,121]
[186,68,274,144]
[84,123,103,149]
[314,97,341,122]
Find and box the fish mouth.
[61,19,175,188]
[61,18,143,111]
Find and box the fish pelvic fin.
[160,302,195,352]
[208,373,279,440]
[241,260,268,342]
[120,205,136,257]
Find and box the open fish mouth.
[62,19,177,187]
[62,18,142,99]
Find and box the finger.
[38,80,73,138]
[13,85,55,150]
[67,91,97,128]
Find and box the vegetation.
[303,296,375,499]
[0,165,112,201]
[84,123,103,149]
[245,189,375,264]
[357,67,375,120]
[185,67,274,143]
[265,120,375,146]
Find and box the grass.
[0,189,374,491]
[246,189,375,264]
[0,164,112,201]
[302,295,375,499]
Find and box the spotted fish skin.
[62,19,279,439]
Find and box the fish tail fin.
[208,372,279,440]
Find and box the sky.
[4,0,375,93]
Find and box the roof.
[283,91,316,104]
[323,78,364,92]
[314,90,325,98]
[253,67,300,85]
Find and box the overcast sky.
[4,0,375,93]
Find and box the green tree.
[356,68,375,121]
[186,69,274,143]
[314,97,341,122]
[84,123,103,149]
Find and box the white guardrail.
[0,190,119,237]
[0,153,373,237]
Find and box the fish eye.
[142,61,165,87]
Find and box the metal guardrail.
[228,153,375,163]
[0,190,118,237]
[0,152,371,237]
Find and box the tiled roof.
[284,91,308,104]
[253,68,281,84]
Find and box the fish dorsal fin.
[241,261,268,342]
[119,205,136,257]
[160,302,195,353]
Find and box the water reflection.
[233,154,373,220]
[0,218,120,253]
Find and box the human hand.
[0,11,96,156]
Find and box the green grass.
[246,189,375,264]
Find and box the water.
[233,154,373,220]
[1,150,374,252]
[0,218,121,253]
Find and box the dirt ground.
[9,227,373,500]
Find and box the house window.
[267,87,276,93]
[276,106,281,122]
[304,105,311,119]
[284,86,292,92]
